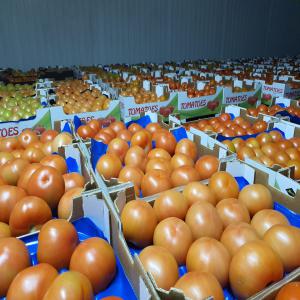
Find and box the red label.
[181,99,207,109]
[128,105,159,116]
[225,95,247,104]
[0,126,19,137]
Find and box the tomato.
[264,224,300,272]
[276,282,300,300]
[121,200,157,248]
[51,132,73,153]
[183,182,217,207]
[171,166,201,187]
[116,129,132,142]
[216,198,250,227]
[42,271,93,300]
[40,154,67,175]
[77,125,95,139]
[21,147,45,163]
[0,222,11,238]
[27,166,65,209]
[238,184,273,217]
[152,131,177,155]
[124,145,148,172]
[175,139,198,161]
[171,153,194,169]
[107,138,129,163]
[0,158,30,185]
[195,155,219,180]
[96,153,122,180]
[70,237,116,293]
[187,237,231,287]
[139,245,179,290]
[17,129,38,149]
[229,240,283,298]
[0,152,14,167]
[146,158,173,175]
[63,172,85,192]
[17,163,42,190]
[37,219,79,269]
[40,129,59,143]
[0,137,21,152]
[0,237,30,297]
[131,130,152,153]
[9,196,52,236]
[220,222,260,256]
[208,171,239,203]
[0,185,27,223]
[153,217,193,265]
[109,121,126,134]
[141,170,172,196]
[174,271,224,300]
[6,263,58,300]
[58,187,83,219]
[118,166,144,195]
[185,202,223,240]
[153,190,189,221]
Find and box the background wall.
[0,0,300,70]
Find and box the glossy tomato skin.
[0,185,27,223]
[0,158,30,185]
[153,190,189,221]
[0,237,31,297]
[153,217,193,265]
[40,154,67,175]
[42,271,93,300]
[9,196,52,236]
[37,219,78,269]
[208,171,239,203]
[183,182,216,207]
[229,240,284,298]
[17,163,42,190]
[174,271,224,300]
[63,172,85,192]
[195,155,219,180]
[27,166,65,209]
[51,132,73,153]
[70,237,116,293]
[121,200,157,248]
[185,202,223,240]
[17,129,38,149]
[40,129,59,143]
[0,222,11,238]
[96,153,122,180]
[275,282,300,300]
[175,139,198,161]
[6,263,58,300]
[58,187,83,219]
[139,245,179,290]
[118,166,144,195]
[141,169,172,196]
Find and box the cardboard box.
[49,100,120,128]
[257,80,300,106]
[177,86,223,119]
[82,123,234,199]
[108,158,300,300]
[0,108,51,138]
[222,81,262,109]
[119,91,178,121]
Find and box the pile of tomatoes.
[184,112,268,137]
[0,128,86,237]
[78,119,221,197]
[247,103,300,118]
[0,219,121,300]
[223,130,300,179]
[120,172,300,299]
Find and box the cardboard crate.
[49,100,121,128]
[108,158,300,300]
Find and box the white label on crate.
[197,81,206,91]
[122,72,129,80]
[234,80,243,88]
[139,276,152,300]
[215,75,222,83]
[143,80,151,91]
[154,70,161,78]
[224,105,242,117]
[155,85,164,97]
